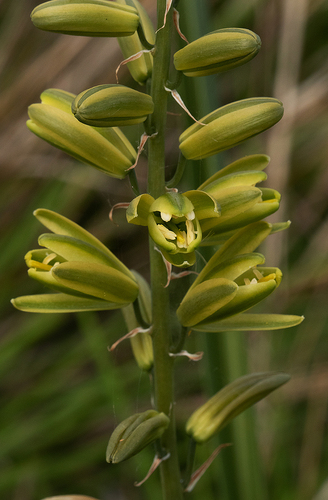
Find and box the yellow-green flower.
[11,209,139,313]
[126,191,220,267]
[177,221,304,331]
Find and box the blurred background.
[1,0,328,499]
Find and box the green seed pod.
[179,98,284,160]
[174,28,261,77]
[186,372,290,443]
[31,0,139,37]
[106,410,170,463]
[72,84,154,126]
[27,89,137,178]
[116,0,155,85]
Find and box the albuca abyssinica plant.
[13,1,304,499]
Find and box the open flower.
[126,191,220,267]
[177,221,304,331]
[11,209,139,313]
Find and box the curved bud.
[31,0,139,37]
[116,0,155,84]
[27,89,137,178]
[72,84,154,126]
[174,28,261,77]
[106,410,170,463]
[186,372,290,443]
[179,98,284,160]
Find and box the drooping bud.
[31,0,139,37]
[72,84,154,126]
[186,372,290,443]
[179,98,284,160]
[106,410,170,463]
[174,28,261,77]
[27,89,137,178]
[116,0,155,85]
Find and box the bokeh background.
[1,0,328,499]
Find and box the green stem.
[147,2,183,499]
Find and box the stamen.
[27,259,52,271]
[43,252,57,265]
[253,268,264,280]
[186,220,195,245]
[258,273,276,283]
[157,224,176,240]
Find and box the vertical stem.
[147,2,183,499]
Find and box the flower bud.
[31,0,139,37]
[72,84,154,127]
[116,0,155,85]
[27,89,137,178]
[174,28,261,77]
[179,98,284,160]
[186,372,290,443]
[106,410,170,463]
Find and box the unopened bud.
[179,98,283,160]
[106,410,169,463]
[72,84,154,126]
[31,0,139,37]
[116,0,155,84]
[186,372,290,443]
[174,28,261,77]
